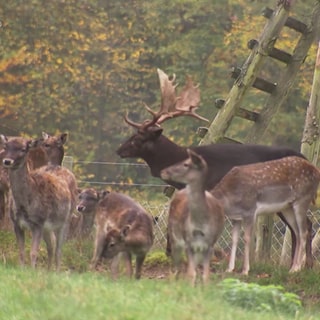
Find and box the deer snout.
[76,205,86,212]
[160,169,169,180]
[2,158,14,168]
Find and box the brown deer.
[74,188,103,237]
[37,132,78,226]
[0,135,73,269]
[0,132,70,224]
[161,149,224,285]
[209,156,320,275]
[116,68,313,269]
[77,188,154,279]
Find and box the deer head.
[117,69,208,159]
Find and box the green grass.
[0,265,318,320]
[0,229,320,319]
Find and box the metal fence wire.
[71,158,320,267]
[142,201,320,267]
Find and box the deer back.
[212,156,320,218]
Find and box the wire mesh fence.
[143,201,320,267]
[71,157,320,267]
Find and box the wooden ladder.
[198,2,320,146]
[195,1,320,263]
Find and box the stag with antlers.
[117,68,313,269]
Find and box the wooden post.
[281,40,320,265]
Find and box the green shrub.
[219,278,302,315]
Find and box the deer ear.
[120,225,131,239]
[147,126,163,139]
[98,190,110,201]
[28,139,39,149]
[59,133,68,146]
[0,135,8,144]
[187,149,205,169]
[42,132,50,139]
[31,138,43,148]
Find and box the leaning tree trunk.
[281,39,320,266]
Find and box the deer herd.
[0,69,319,285]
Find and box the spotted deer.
[77,188,154,279]
[209,156,320,275]
[161,149,224,285]
[116,68,313,268]
[0,135,73,269]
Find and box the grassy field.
[0,230,320,320]
[0,264,319,320]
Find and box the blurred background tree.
[0,0,317,191]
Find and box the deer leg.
[226,220,241,273]
[166,229,172,257]
[280,209,300,272]
[43,231,55,270]
[110,254,121,279]
[135,254,146,280]
[277,212,296,266]
[277,212,313,269]
[54,225,68,271]
[30,227,43,268]
[186,248,197,286]
[13,222,26,266]
[305,217,313,269]
[123,251,133,278]
[202,247,213,285]
[170,244,184,280]
[90,232,106,270]
[0,191,5,221]
[242,218,254,275]
[290,206,309,272]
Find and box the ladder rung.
[261,7,307,33]
[231,67,277,94]
[236,108,259,122]
[247,39,292,64]
[215,99,259,122]
[220,137,242,144]
[196,127,208,138]
[269,47,292,64]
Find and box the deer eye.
[183,163,189,168]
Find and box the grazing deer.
[0,135,73,269]
[116,68,313,268]
[161,149,224,285]
[209,156,320,275]
[77,188,154,279]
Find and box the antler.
[124,68,208,130]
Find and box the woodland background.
[0,0,318,193]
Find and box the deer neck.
[144,135,188,177]
[185,180,208,224]
[8,162,34,205]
